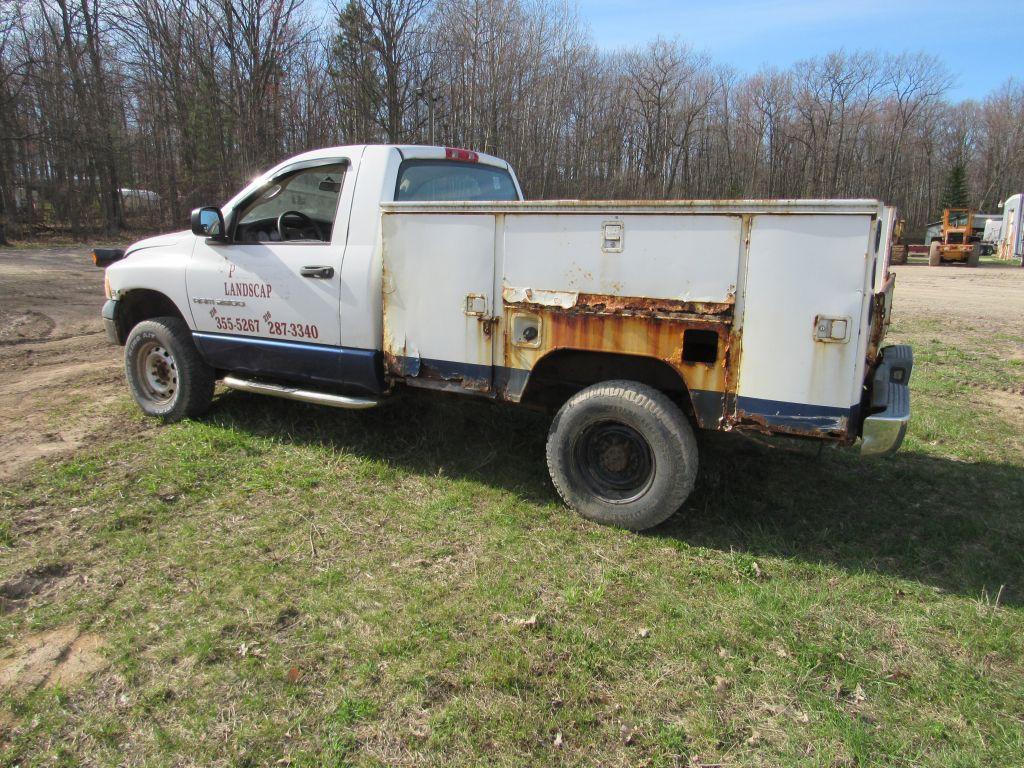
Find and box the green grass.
[1,318,1023,767]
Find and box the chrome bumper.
[861,344,913,457]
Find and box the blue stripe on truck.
[734,395,854,434]
[192,332,384,394]
[194,335,857,436]
[689,390,854,434]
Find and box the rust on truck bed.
[501,287,737,427]
[725,408,852,440]
[500,286,854,441]
[537,291,733,320]
[866,272,895,365]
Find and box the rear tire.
[124,317,215,421]
[967,244,981,267]
[928,241,942,266]
[546,380,698,531]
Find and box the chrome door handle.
[300,265,334,279]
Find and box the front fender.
[105,235,197,333]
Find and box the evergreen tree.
[939,162,970,210]
[332,1,384,142]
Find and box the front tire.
[967,244,981,267]
[546,380,698,531]
[928,241,942,266]
[124,317,215,421]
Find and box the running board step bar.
[222,376,379,410]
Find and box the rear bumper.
[861,344,913,456]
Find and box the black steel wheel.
[572,420,655,503]
[546,380,698,530]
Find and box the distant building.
[119,188,161,213]
[923,212,1000,244]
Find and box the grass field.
[2,269,1024,766]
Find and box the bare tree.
[0,0,1018,240]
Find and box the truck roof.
[222,144,517,212]
[268,144,512,172]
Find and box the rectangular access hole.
[682,329,719,364]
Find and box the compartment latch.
[601,221,624,253]
[814,315,850,343]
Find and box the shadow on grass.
[207,388,1024,605]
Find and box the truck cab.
[103,145,522,395]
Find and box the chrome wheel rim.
[134,341,178,405]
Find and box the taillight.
[445,147,479,163]
[104,273,111,299]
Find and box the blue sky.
[577,0,1021,100]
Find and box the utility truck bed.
[381,198,900,442]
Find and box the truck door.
[185,158,363,387]
[380,213,496,393]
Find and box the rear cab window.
[395,160,520,202]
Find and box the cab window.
[395,160,519,202]
[234,162,346,243]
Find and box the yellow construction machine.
[928,208,981,267]
[890,218,908,265]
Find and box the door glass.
[235,163,346,243]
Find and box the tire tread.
[546,379,698,530]
[125,316,215,421]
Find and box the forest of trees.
[1,0,1022,241]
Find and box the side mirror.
[191,206,227,240]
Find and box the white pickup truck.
[98,144,912,530]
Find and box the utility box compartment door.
[381,213,496,392]
[502,214,741,302]
[736,214,871,430]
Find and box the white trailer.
[999,194,1023,261]
[983,217,1002,245]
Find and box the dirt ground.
[1,248,1022,481]
[0,247,125,481]
[0,625,108,695]
[891,259,1024,335]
